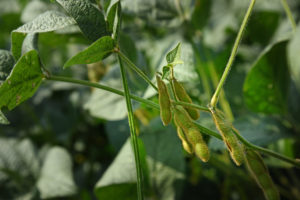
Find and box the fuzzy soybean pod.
[156,75,172,126]
[174,106,209,162]
[177,126,193,154]
[187,127,210,162]
[210,108,244,166]
[172,78,200,120]
[245,149,279,200]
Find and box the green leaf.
[244,11,280,46]
[21,33,38,55]
[162,66,170,80]
[107,0,121,40]
[11,10,76,60]
[166,42,183,66]
[287,25,300,92]
[243,40,290,114]
[37,147,77,199]
[11,32,26,61]
[0,50,43,110]
[94,140,138,200]
[63,36,115,68]
[56,0,108,41]
[15,11,76,33]
[141,118,185,199]
[84,66,127,121]
[191,0,211,30]
[0,49,15,82]
[0,110,9,124]
[0,138,39,197]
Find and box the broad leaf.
[166,42,183,66]
[0,138,39,198]
[21,33,38,55]
[15,10,76,33]
[0,49,14,81]
[0,110,9,124]
[12,10,76,60]
[0,50,43,110]
[37,147,77,199]
[287,25,300,92]
[63,36,115,68]
[244,11,280,46]
[94,140,138,200]
[107,0,121,40]
[84,66,127,121]
[243,40,289,114]
[56,0,108,41]
[141,118,185,200]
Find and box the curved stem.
[232,128,300,168]
[280,0,297,32]
[210,0,256,108]
[117,51,158,91]
[118,55,144,200]
[45,75,300,168]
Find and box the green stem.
[171,100,210,112]
[117,51,158,91]
[232,129,300,168]
[210,0,256,108]
[118,55,144,200]
[47,75,159,110]
[280,0,297,32]
[45,75,300,168]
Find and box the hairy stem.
[210,0,256,108]
[280,0,297,32]
[118,55,144,200]
[117,51,158,91]
[46,75,300,168]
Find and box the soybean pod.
[245,149,279,200]
[174,106,209,162]
[172,78,200,120]
[177,127,193,154]
[156,75,172,126]
[210,108,244,166]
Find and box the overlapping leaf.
[63,36,115,68]
[0,50,43,110]
[56,0,108,41]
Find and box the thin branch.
[118,55,144,200]
[210,0,256,108]
[281,0,297,32]
[46,75,300,168]
[117,50,158,91]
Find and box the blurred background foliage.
[0,0,300,199]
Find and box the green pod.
[177,127,193,154]
[210,108,244,166]
[245,149,279,200]
[173,106,194,131]
[187,127,210,162]
[194,143,209,163]
[172,78,200,120]
[156,75,172,126]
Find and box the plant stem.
[47,75,159,110]
[210,0,256,108]
[117,51,158,91]
[280,0,297,32]
[45,75,300,168]
[171,100,210,112]
[232,128,300,168]
[118,55,144,200]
